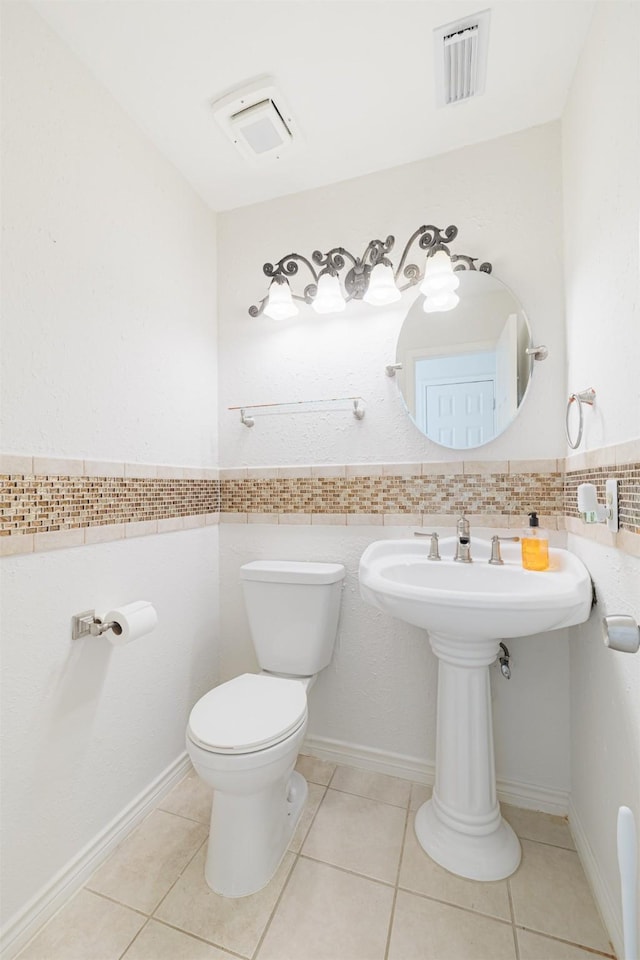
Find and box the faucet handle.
[414,530,441,560]
[489,535,520,565]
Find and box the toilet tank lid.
[240,560,345,584]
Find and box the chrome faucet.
[454,517,472,563]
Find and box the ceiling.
[32,0,595,213]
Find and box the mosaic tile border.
[219,471,563,521]
[2,476,220,535]
[1,457,220,556]
[2,443,638,557]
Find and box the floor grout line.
[85,778,210,921]
[383,799,412,960]
[154,805,212,825]
[324,763,338,790]
[515,834,576,852]
[115,916,151,960]
[250,779,329,960]
[148,834,209,919]
[297,852,398,890]
[513,924,617,958]
[395,885,515,927]
[82,888,150,919]
[250,853,297,959]
[507,878,520,960]
[323,784,411,809]
[150,917,249,959]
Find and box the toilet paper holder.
[603,615,640,654]
[71,609,120,641]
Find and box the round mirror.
[395,271,533,449]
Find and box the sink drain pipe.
[498,643,511,679]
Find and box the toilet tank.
[240,561,345,676]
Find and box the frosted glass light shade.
[419,250,460,297]
[423,290,460,313]
[312,272,346,314]
[263,278,299,320]
[363,263,401,306]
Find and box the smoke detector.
[434,9,491,107]
[211,77,299,162]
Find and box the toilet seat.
[187,673,308,755]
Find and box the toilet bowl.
[187,673,310,897]
[186,560,345,898]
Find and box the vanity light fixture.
[249,224,492,319]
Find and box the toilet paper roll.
[103,601,158,646]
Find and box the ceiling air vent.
[434,9,490,107]
[211,77,299,163]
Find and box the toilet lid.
[187,673,308,754]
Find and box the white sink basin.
[359,537,593,640]
[358,534,593,883]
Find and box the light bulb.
[422,290,460,313]
[312,272,346,314]
[263,278,299,320]
[363,262,401,306]
[419,249,459,297]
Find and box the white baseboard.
[303,735,435,785]
[496,777,569,816]
[568,799,622,960]
[303,735,570,815]
[0,752,191,960]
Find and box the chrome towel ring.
[566,388,596,449]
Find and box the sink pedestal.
[359,536,593,879]
[414,632,521,881]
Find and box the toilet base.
[205,770,307,898]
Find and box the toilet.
[186,559,345,898]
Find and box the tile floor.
[16,756,616,960]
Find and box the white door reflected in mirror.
[395,272,533,449]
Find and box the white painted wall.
[1,532,218,927]
[1,4,217,467]
[562,4,640,955]
[217,124,574,811]
[218,122,566,465]
[0,3,219,942]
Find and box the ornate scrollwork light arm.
[394,224,460,288]
[263,252,319,283]
[362,236,395,268]
[247,223,492,315]
[312,246,357,277]
[451,254,492,274]
[248,298,267,318]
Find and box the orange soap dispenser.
[521,511,549,571]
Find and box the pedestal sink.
[359,536,592,881]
